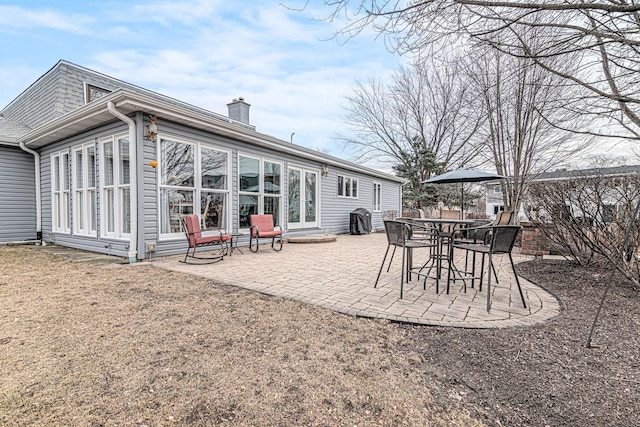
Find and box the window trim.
[199,144,231,232]
[337,174,359,199]
[238,153,283,230]
[72,142,97,236]
[373,182,382,212]
[51,150,70,234]
[157,134,232,240]
[84,83,112,104]
[99,133,131,240]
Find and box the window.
[373,182,381,212]
[159,138,195,235]
[493,185,502,194]
[51,150,70,233]
[158,136,230,236]
[338,175,358,198]
[493,205,505,215]
[100,134,130,238]
[238,155,282,228]
[85,84,111,103]
[72,143,97,235]
[201,146,229,230]
[603,204,617,223]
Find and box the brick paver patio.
[152,233,562,328]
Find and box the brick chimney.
[227,97,251,125]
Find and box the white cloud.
[0,5,93,33]
[0,0,400,166]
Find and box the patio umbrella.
[421,168,507,218]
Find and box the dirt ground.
[1,246,638,426]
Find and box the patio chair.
[180,214,231,264]
[249,214,283,252]
[455,210,514,285]
[374,220,437,299]
[440,209,461,220]
[456,211,513,242]
[452,225,527,311]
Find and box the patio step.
[286,234,337,244]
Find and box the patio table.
[414,218,474,293]
[228,232,245,256]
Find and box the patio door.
[288,167,318,229]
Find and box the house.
[0,60,403,260]
[485,165,640,221]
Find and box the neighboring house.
[0,60,403,259]
[485,165,640,221]
[485,182,506,219]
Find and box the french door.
[287,167,318,229]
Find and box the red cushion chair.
[249,214,283,252]
[180,214,231,263]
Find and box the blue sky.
[0,0,401,163]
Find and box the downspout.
[19,142,42,243]
[107,101,138,263]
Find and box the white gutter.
[19,142,42,243]
[107,101,138,264]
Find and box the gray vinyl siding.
[320,167,401,234]
[40,120,131,256]
[0,145,36,243]
[2,62,146,129]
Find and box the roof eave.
[20,89,403,183]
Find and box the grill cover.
[350,208,372,235]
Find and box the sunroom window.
[201,146,229,230]
[158,137,230,237]
[51,150,70,233]
[160,138,195,235]
[238,155,282,228]
[72,143,97,235]
[100,134,131,239]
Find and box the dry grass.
[0,247,481,426]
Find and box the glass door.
[288,167,318,229]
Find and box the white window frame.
[157,135,232,240]
[287,165,320,230]
[199,144,231,232]
[51,150,70,234]
[72,142,97,236]
[338,174,359,199]
[99,133,131,240]
[373,182,382,212]
[84,82,111,104]
[238,154,283,230]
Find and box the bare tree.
[526,167,640,287]
[469,44,591,216]
[340,57,484,206]
[303,0,640,138]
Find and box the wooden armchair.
[180,214,231,263]
[249,214,283,252]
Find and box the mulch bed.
[402,258,640,426]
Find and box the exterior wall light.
[150,160,158,168]
[145,115,158,142]
[321,164,329,177]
